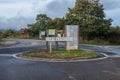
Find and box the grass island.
[18,49,104,61]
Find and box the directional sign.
[46,37,73,41]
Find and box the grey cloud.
[100,0,120,10]
[44,0,76,18]
[100,0,120,26]
[0,0,120,30]
[0,17,35,30]
[0,0,31,3]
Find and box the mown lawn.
[21,49,104,60]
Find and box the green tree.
[36,14,51,31]
[27,24,37,37]
[108,26,120,44]
[27,14,51,37]
[65,0,112,40]
[53,18,65,30]
[2,29,16,38]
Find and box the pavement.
[0,39,120,80]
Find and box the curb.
[13,51,109,63]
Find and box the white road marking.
[0,54,13,56]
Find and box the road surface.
[0,39,120,80]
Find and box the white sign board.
[65,25,79,50]
[46,37,73,41]
[41,31,45,35]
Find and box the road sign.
[48,29,56,36]
[41,31,45,35]
[46,37,73,41]
[65,25,79,50]
[46,37,73,53]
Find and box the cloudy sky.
[0,0,120,30]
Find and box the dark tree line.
[0,29,16,38]
[27,0,120,44]
[108,26,120,43]
[27,14,65,37]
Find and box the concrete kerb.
[13,51,109,63]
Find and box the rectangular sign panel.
[46,37,73,41]
[65,25,79,50]
[48,29,56,36]
[40,31,45,35]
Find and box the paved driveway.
[0,39,120,80]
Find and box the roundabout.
[14,49,108,62]
[0,39,120,80]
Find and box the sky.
[0,0,120,30]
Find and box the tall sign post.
[65,25,79,50]
[46,37,73,53]
[45,25,79,52]
[46,29,56,51]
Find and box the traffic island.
[17,49,106,62]
[16,25,107,62]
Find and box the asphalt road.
[0,39,120,80]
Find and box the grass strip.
[21,49,104,60]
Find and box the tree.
[65,0,112,40]
[53,18,65,30]
[27,14,51,37]
[27,24,37,37]
[108,26,120,43]
[2,29,16,38]
[36,14,51,31]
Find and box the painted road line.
[0,54,13,56]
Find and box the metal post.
[49,41,52,53]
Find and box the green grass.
[79,40,120,46]
[21,49,103,60]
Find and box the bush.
[2,29,16,38]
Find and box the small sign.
[41,31,45,35]
[48,29,56,35]
[46,37,73,41]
